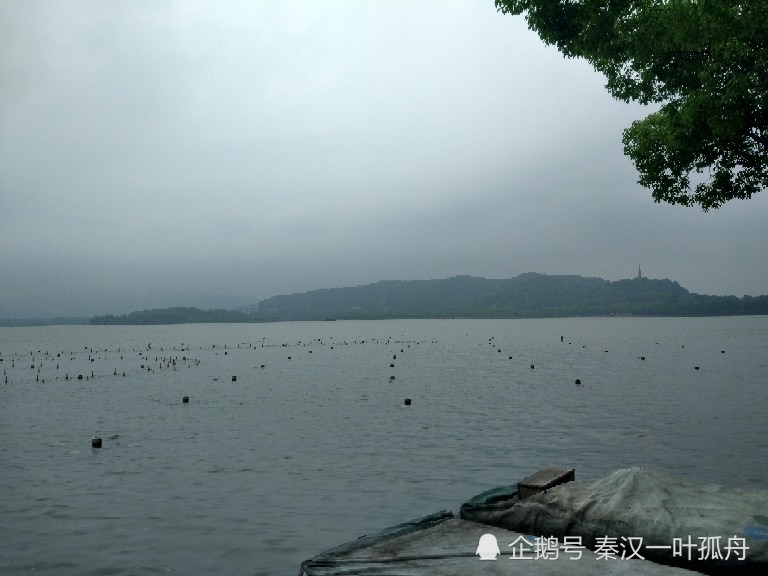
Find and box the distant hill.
[89,307,250,325]
[87,274,768,324]
[252,273,767,321]
[0,316,89,327]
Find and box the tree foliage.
[89,307,250,325]
[496,0,768,209]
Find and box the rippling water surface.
[1,317,767,575]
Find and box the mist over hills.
[84,273,768,325]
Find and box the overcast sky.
[2,0,767,318]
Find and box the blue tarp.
[300,509,701,575]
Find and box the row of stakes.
[8,339,719,385]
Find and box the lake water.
[1,317,767,575]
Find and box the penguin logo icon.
[476,533,500,560]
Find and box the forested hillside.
[90,307,250,325]
[250,273,768,321]
[88,274,768,324]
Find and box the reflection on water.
[1,317,767,575]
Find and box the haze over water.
[1,317,767,575]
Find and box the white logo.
[476,533,500,560]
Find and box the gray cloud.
[2,0,766,318]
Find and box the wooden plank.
[517,467,575,499]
